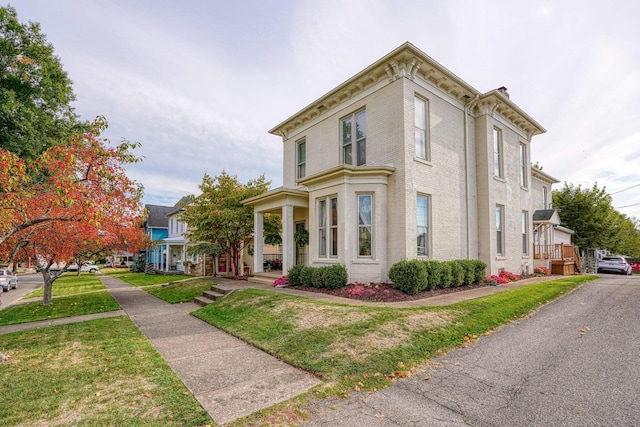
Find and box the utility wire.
[610,183,640,195]
[615,201,640,209]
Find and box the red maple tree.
[0,118,149,305]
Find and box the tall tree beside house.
[0,6,87,160]
[181,171,270,277]
[552,182,623,252]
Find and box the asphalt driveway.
[304,275,640,426]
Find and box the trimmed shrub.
[287,264,307,287]
[422,260,442,291]
[388,260,428,295]
[473,260,487,284]
[439,262,453,289]
[455,260,475,286]
[299,266,314,286]
[323,264,349,289]
[310,264,348,289]
[449,261,465,287]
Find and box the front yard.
[0,271,597,426]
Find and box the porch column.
[282,204,294,274]
[165,246,170,271]
[253,212,264,273]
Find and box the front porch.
[242,187,310,275]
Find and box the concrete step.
[193,286,238,307]
[247,276,276,286]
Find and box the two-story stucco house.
[244,42,560,283]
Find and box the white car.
[67,263,100,273]
[0,269,18,291]
[597,257,632,275]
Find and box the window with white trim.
[318,196,338,258]
[342,110,366,166]
[493,127,503,178]
[519,143,527,187]
[522,211,528,255]
[358,194,372,257]
[297,139,306,179]
[496,205,505,256]
[415,96,428,160]
[417,194,430,257]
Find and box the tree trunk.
[41,269,54,306]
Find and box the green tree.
[614,214,640,257]
[0,6,86,160]
[180,171,270,277]
[552,182,621,251]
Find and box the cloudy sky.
[8,0,640,219]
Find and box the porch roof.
[533,209,561,225]
[242,187,309,213]
[162,236,186,245]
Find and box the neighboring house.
[163,197,190,273]
[244,42,573,282]
[143,203,174,270]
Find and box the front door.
[295,222,307,265]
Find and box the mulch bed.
[287,282,489,303]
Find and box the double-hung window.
[415,96,428,160]
[358,194,372,257]
[318,196,338,258]
[522,211,528,255]
[519,143,527,187]
[297,139,306,179]
[417,194,430,257]
[342,110,366,166]
[496,205,505,256]
[493,127,503,178]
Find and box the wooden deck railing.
[533,243,576,261]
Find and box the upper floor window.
[519,143,527,187]
[297,139,306,179]
[318,196,338,258]
[542,186,548,209]
[342,110,366,166]
[417,194,430,257]
[415,96,429,160]
[358,194,373,257]
[493,127,503,178]
[496,205,505,256]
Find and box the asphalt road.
[304,275,640,426]
[0,273,43,307]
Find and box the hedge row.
[287,264,348,289]
[388,259,487,295]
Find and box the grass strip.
[24,272,105,298]
[0,316,213,426]
[194,275,596,395]
[106,271,192,287]
[0,291,120,327]
[144,278,216,303]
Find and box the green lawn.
[0,317,213,426]
[144,278,216,303]
[194,275,597,396]
[106,270,192,287]
[0,291,120,326]
[25,272,105,298]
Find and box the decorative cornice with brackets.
[269,42,545,141]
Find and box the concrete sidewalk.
[98,275,321,425]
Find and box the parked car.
[67,263,100,273]
[0,269,18,291]
[597,257,632,275]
